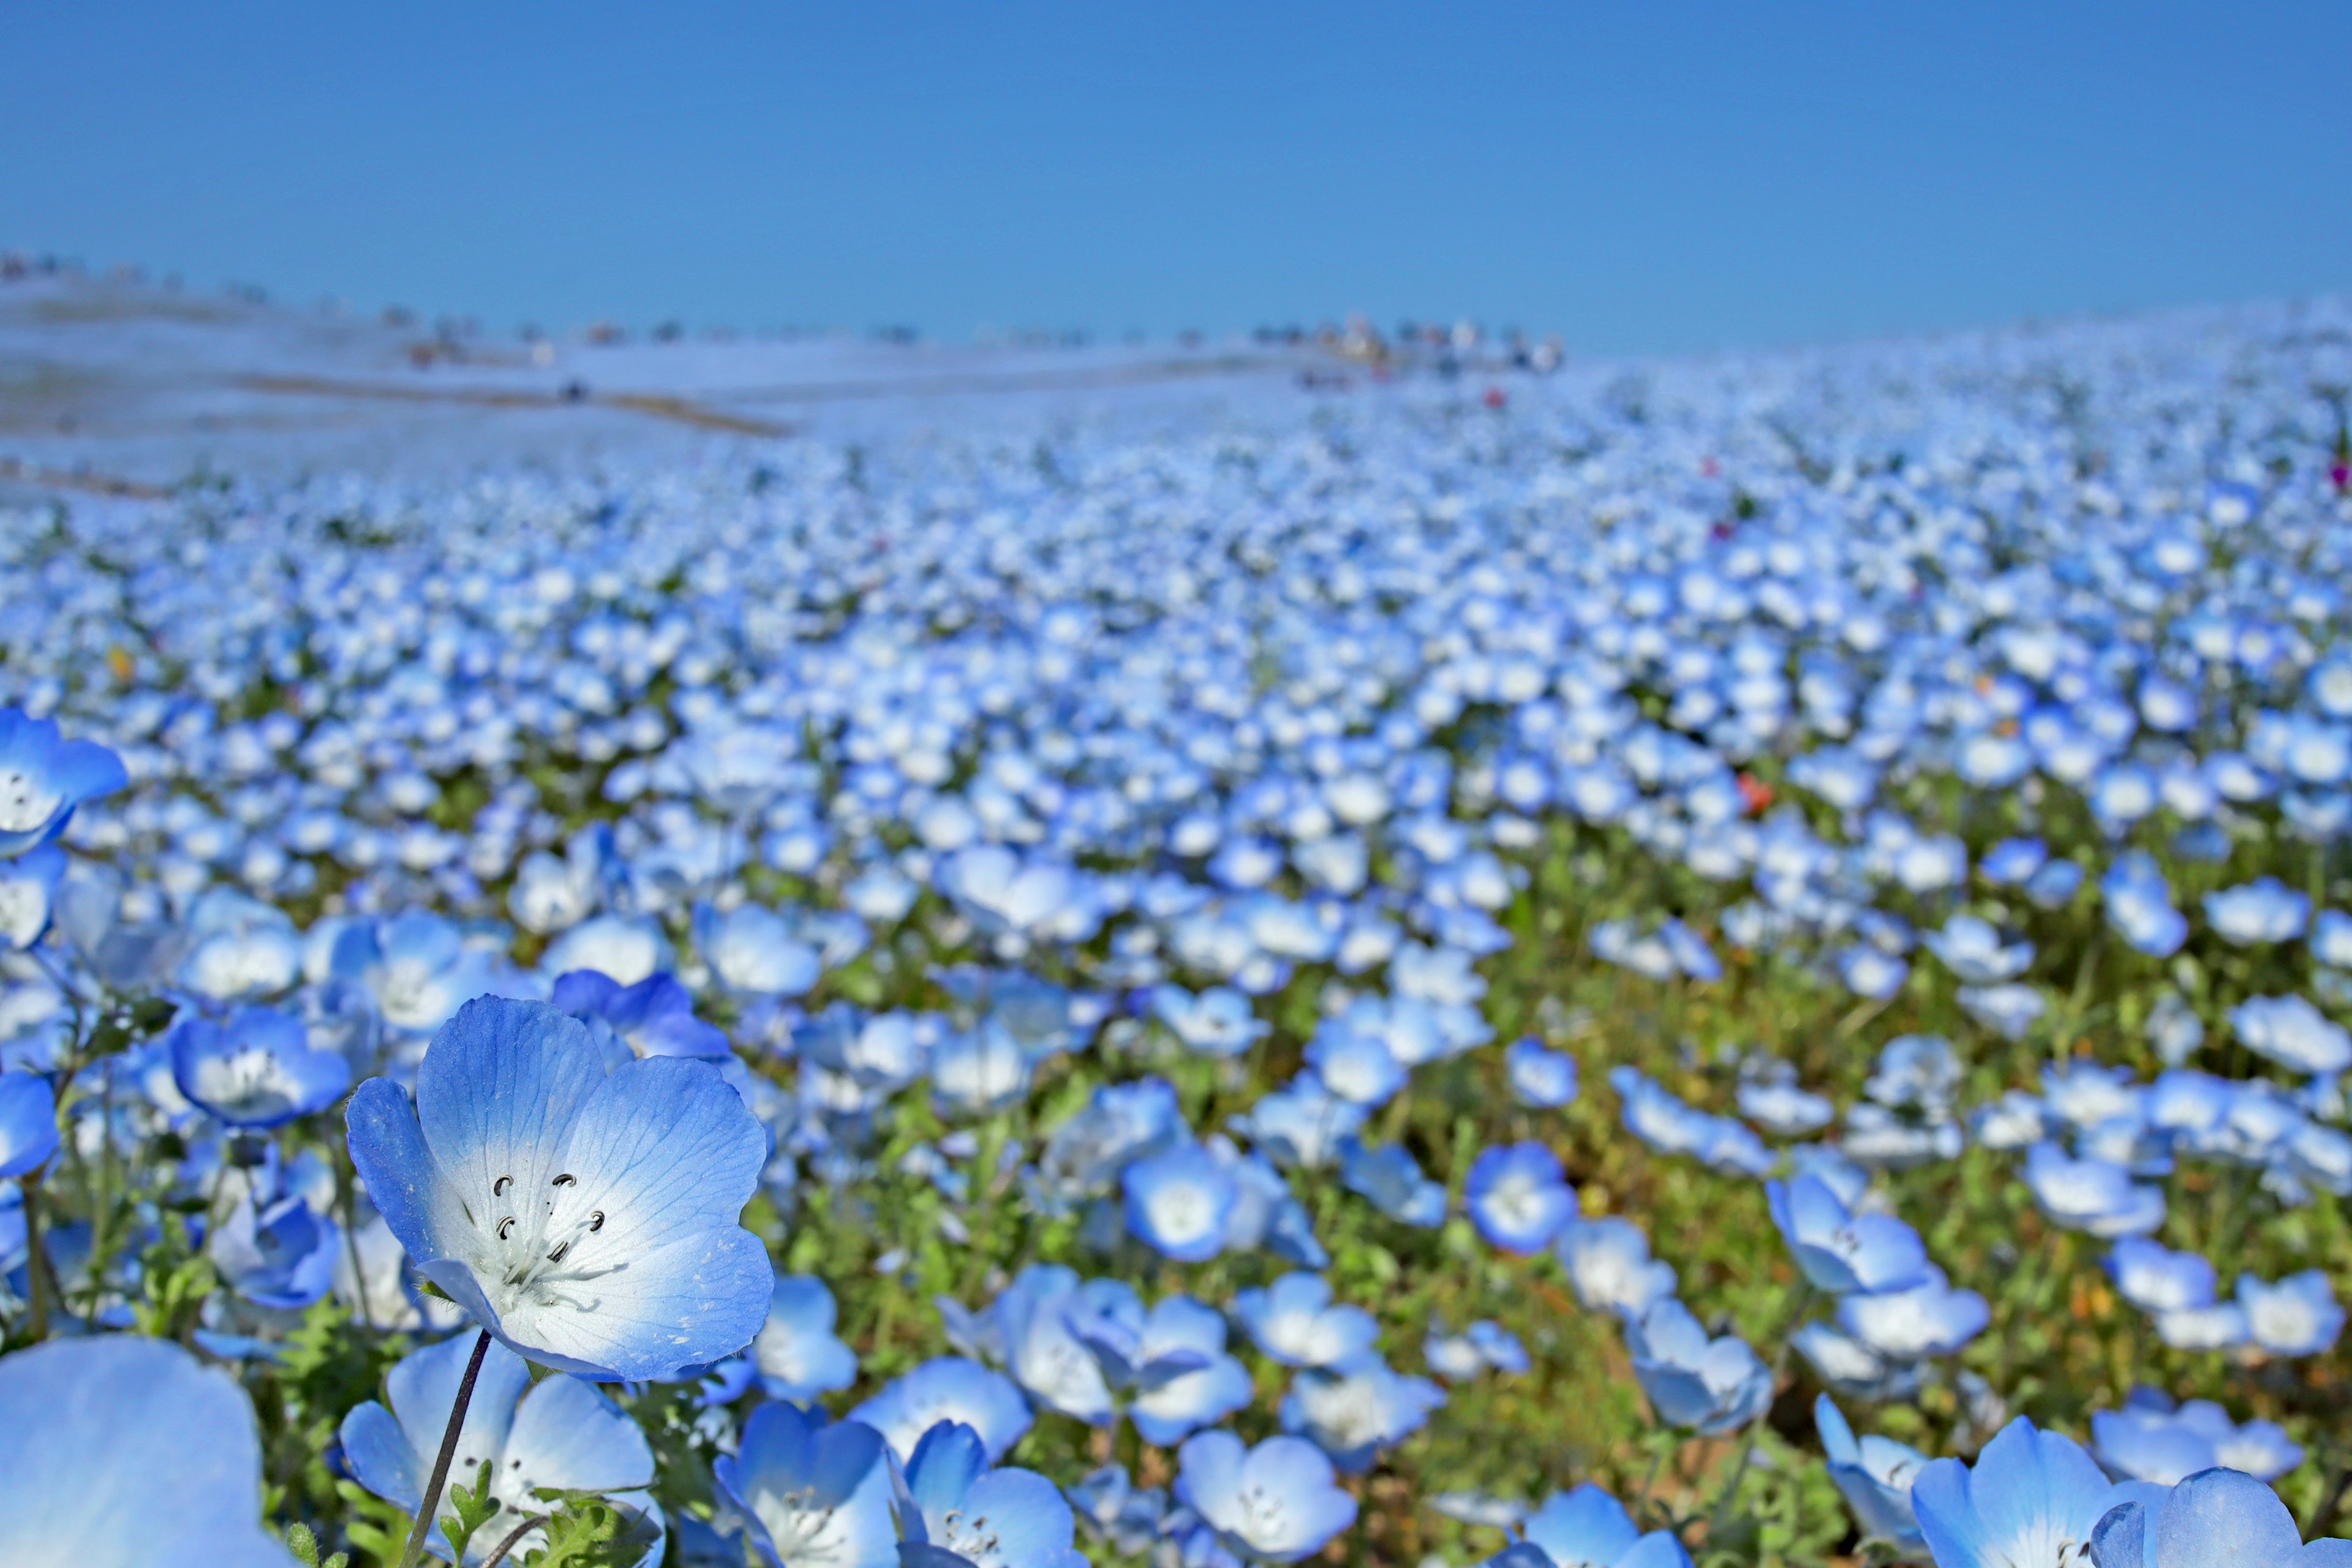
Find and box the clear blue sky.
[6,2,2347,355]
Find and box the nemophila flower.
[930,1022,1032,1118]
[1738,1075,1834,1135]
[1911,1415,2154,1568]
[898,1419,1090,1568]
[1242,1073,1369,1169]
[1031,1076,1182,1208]
[1924,914,2034,983]
[2088,1466,2352,1568]
[1815,1395,1928,1550]
[0,1335,294,1567]
[2204,878,2312,945]
[1836,1266,1991,1359]
[1123,1296,1253,1446]
[1279,1352,1447,1472]
[976,1265,1118,1423]
[1067,1463,1172,1557]
[753,1273,859,1402]
[1958,982,2048,1041]
[2092,1390,2304,1485]
[1981,837,2049,885]
[1340,1137,1447,1226]
[1150,984,1270,1057]
[0,843,65,950]
[1504,1038,1580,1107]
[167,1004,350,1126]
[1464,1142,1578,1253]
[1175,1430,1359,1564]
[1793,1321,1924,1403]
[0,708,127,858]
[1623,1298,1773,1435]
[1122,1142,1240,1262]
[850,1355,1033,1463]
[1302,1017,1406,1107]
[551,969,730,1061]
[211,1182,341,1309]
[712,1400,896,1568]
[342,1333,660,1566]
[344,995,771,1381]
[329,911,510,1041]
[1427,1319,1529,1381]
[2237,1270,2345,1357]
[1556,1216,1678,1317]
[1235,1272,1381,1368]
[1766,1173,1929,1294]
[1839,944,1910,1000]
[1488,1482,1694,1568]
[2103,853,2188,958]
[2024,1143,2166,1237]
[2230,996,2352,1077]
[692,900,821,998]
[541,913,671,989]
[2106,1239,2217,1315]
[177,889,304,1002]
[0,1070,61,1177]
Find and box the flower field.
[4,285,2352,1566]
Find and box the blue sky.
[6,2,2347,355]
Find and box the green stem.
[480,1513,548,1568]
[22,1169,53,1340]
[396,1328,494,1568]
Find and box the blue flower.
[1126,1296,1253,1446]
[850,1355,1034,1463]
[2103,853,2188,958]
[0,1335,294,1566]
[2024,1144,2166,1237]
[712,1400,896,1568]
[1175,1430,1359,1564]
[1555,1217,1678,1317]
[1123,1141,1240,1262]
[2106,1238,2216,1314]
[752,1273,859,1403]
[978,1265,1116,1423]
[344,995,771,1381]
[1623,1298,1773,1434]
[1302,1017,1406,1107]
[1504,1038,1580,1107]
[1836,1266,1990,1359]
[211,1186,341,1310]
[1340,1138,1447,1227]
[0,844,65,951]
[1466,1142,1578,1254]
[551,969,731,1060]
[1496,1482,1693,1568]
[342,1333,660,1566]
[1278,1352,1447,1472]
[693,900,821,998]
[899,1420,1090,1568]
[1815,1395,1928,1550]
[2230,997,2352,1077]
[2237,1270,2345,1357]
[0,709,126,858]
[1912,1415,2154,1568]
[1234,1272,1380,1368]
[1766,1174,1929,1294]
[170,1005,352,1127]
[2088,1466,2350,1568]
[1150,984,1270,1057]
[2092,1390,2305,1486]
[0,1070,60,1178]
[2204,878,2312,945]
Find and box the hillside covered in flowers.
[4,278,2352,1567]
